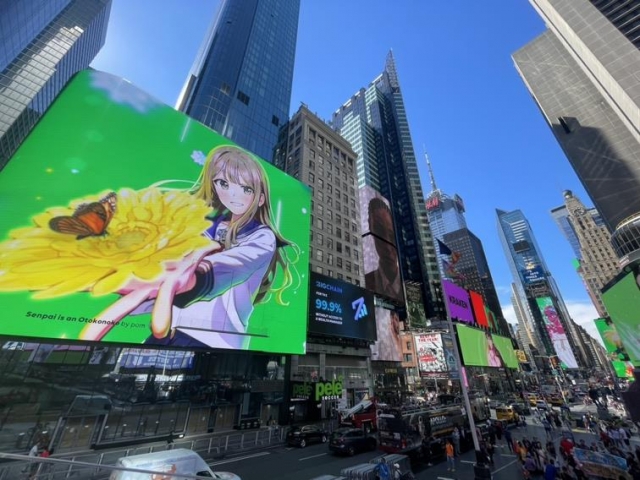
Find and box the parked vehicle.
[339,398,382,433]
[495,406,515,423]
[110,449,240,479]
[536,400,550,411]
[328,427,377,456]
[286,424,328,448]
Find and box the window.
[345,232,350,242]
[336,242,342,253]
[272,115,280,126]
[406,342,412,350]
[237,90,250,105]
[327,238,333,250]
[337,258,343,268]
[309,160,315,171]
[337,273,343,280]
[336,228,342,239]
[308,172,315,183]
[327,269,333,277]
[316,249,323,262]
[403,354,413,362]
[354,249,359,260]
[316,218,323,229]
[317,232,324,245]
[309,149,316,159]
[327,223,333,235]
[345,245,351,257]
[346,261,351,272]
[318,179,324,188]
[327,253,333,265]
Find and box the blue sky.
[92,1,601,339]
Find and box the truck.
[339,398,385,433]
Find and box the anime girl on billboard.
[485,332,502,367]
[80,145,296,349]
[543,305,575,367]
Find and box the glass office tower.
[0,0,112,169]
[332,52,442,318]
[176,0,300,161]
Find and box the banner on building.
[535,297,579,369]
[415,333,447,376]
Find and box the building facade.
[497,208,590,369]
[513,0,640,263]
[176,0,300,161]
[331,52,442,319]
[0,0,112,169]
[551,190,620,317]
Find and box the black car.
[328,427,377,456]
[286,425,328,448]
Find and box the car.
[286,425,328,448]
[328,427,377,456]
[536,400,550,411]
[548,396,565,407]
[527,395,538,406]
[510,403,531,416]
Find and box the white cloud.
[503,303,517,325]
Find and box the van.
[109,449,241,479]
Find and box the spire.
[424,146,438,192]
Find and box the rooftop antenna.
[424,145,438,192]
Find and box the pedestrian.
[544,458,558,480]
[504,428,513,453]
[374,457,392,480]
[166,430,175,448]
[451,426,461,456]
[446,439,456,472]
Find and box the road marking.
[209,451,270,466]
[285,447,295,451]
[299,453,327,461]
[492,459,518,474]
[501,454,517,458]
[461,460,475,464]
[437,477,455,480]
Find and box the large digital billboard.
[594,318,629,361]
[456,324,502,368]
[469,290,488,328]
[536,297,579,369]
[491,334,518,369]
[359,186,396,245]
[0,70,311,354]
[441,334,459,378]
[405,282,427,329]
[308,272,376,341]
[602,272,640,367]
[120,349,195,370]
[415,333,447,376]
[370,307,402,362]
[442,280,474,324]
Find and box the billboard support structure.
[439,283,488,472]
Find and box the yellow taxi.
[495,406,515,423]
[526,394,538,406]
[548,395,564,406]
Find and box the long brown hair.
[191,146,296,304]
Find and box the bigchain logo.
[352,297,368,321]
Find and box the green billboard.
[0,70,311,354]
[602,272,640,367]
[594,318,629,361]
[456,324,503,368]
[491,334,518,369]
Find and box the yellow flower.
[0,188,211,298]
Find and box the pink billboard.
[442,279,474,324]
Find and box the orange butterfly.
[49,192,117,239]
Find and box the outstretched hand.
[79,242,222,341]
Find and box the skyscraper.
[513,0,640,263]
[331,52,442,318]
[0,0,112,169]
[274,104,364,285]
[176,0,300,161]
[551,191,620,317]
[497,208,590,369]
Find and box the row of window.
[312,265,360,286]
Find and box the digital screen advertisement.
[441,334,459,378]
[521,265,545,284]
[307,272,376,342]
[491,334,518,369]
[536,297,579,369]
[363,235,404,304]
[515,349,528,363]
[120,349,195,370]
[594,317,629,361]
[359,186,396,245]
[370,307,402,362]
[0,70,311,354]
[602,271,640,367]
[415,333,447,375]
[405,282,428,329]
[469,290,488,328]
[442,279,474,324]
[456,324,502,368]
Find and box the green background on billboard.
[492,334,518,369]
[456,324,488,367]
[602,272,640,367]
[0,70,311,354]
[611,361,633,379]
[594,318,628,361]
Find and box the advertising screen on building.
[469,290,488,328]
[363,235,404,304]
[491,334,518,369]
[359,186,396,245]
[441,334,459,378]
[120,349,195,370]
[0,70,311,354]
[456,324,503,368]
[415,333,447,375]
[308,272,376,342]
[594,318,629,361]
[536,297,579,369]
[602,272,640,367]
[442,280,474,324]
[370,307,402,362]
[515,349,528,363]
[521,265,545,284]
[405,282,427,329]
